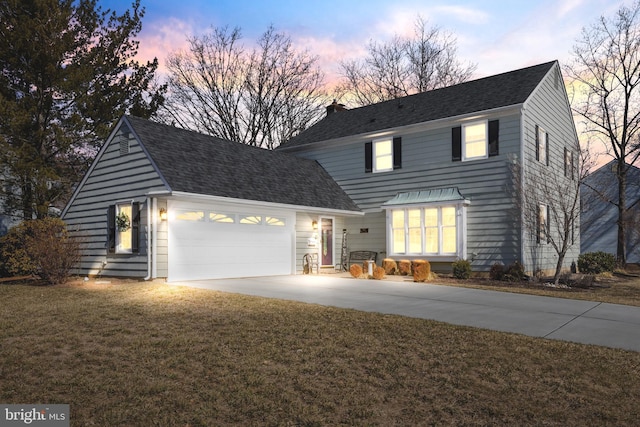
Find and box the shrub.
[452,259,471,280]
[503,261,525,282]
[578,251,616,274]
[413,260,430,282]
[489,262,505,280]
[0,218,81,284]
[372,266,386,280]
[349,264,363,278]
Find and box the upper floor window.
[373,138,393,172]
[564,147,574,179]
[365,137,402,173]
[536,125,549,165]
[463,122,488,160]
[452,120,499,162]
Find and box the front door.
[320,217,334,266]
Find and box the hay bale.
[413,260,431,282]
[382,258,397,275]
[349,264,363,278]
[398,260,412,276]
[372,266,386,280]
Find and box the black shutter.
[365,142,372,173]
[452,126,461,161]
[535,125,540,161]
[564,147,568,176]
[545,133,550,166]
[107,205,116,253]
[488,120,499,157]
[393,137,402,169]
[131,202,140,253]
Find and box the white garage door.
[167,203,294,281]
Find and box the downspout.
[144,197,152,280]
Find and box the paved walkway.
[175,275,640,352]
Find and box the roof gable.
[280,61,557,148]
[124,116,360,212]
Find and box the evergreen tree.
[0,0,165,220]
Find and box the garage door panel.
[168,205,293,281]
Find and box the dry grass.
[2,279,640,426]
[433,270,640,307]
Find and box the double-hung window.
[536,125,549,165]
[365,137,402,173]
[452,120,499,161]
[537,203,549,244]
[373,138,393,172]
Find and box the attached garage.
[167,200,295,281]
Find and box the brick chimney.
[326,99,346,116]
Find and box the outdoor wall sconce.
[159,208,167,221]
[312,220,318,230]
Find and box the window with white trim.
[389,205,460,255]
[373,138,393,172]
[536,126,548,165]
[537,203,549,244]
[115,203,133,253]
[463,121,488,160]
[176,210,205,221]
[265,216,286,226]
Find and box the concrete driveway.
[175,275,640,352]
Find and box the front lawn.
[1,280,639,425]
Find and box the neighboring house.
[581,161,640,263]
[62,60,580,281]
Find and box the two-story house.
[62,60,580,281]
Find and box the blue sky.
[100,0,630,83]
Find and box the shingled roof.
[280,61,557,149]
[124,116,360,212]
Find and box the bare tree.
[160,26,326,149]
[509,139,585,284]
[337,16,476,106]
[564,1,640,265]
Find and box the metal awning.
[382,187,469,207]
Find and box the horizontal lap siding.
[63,128,167,277]
[522,67,580,274]
[296,113,523,271]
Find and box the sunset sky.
[99,0,631,84]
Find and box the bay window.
[388,205,463,256]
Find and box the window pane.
[408,227,422,253]
[393,229,405,253]
[176,210,204,221]
[408,209,421,227]
[538,128,547,163]
[443,227,457,253]
[425,228,438,253]
[442,207,456,226]
[209,212,234,223]
[240,215,262,225]
[465,141,486,158]
[392,210,404,228]
[266,216,285,226]
[424,208,438,227]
